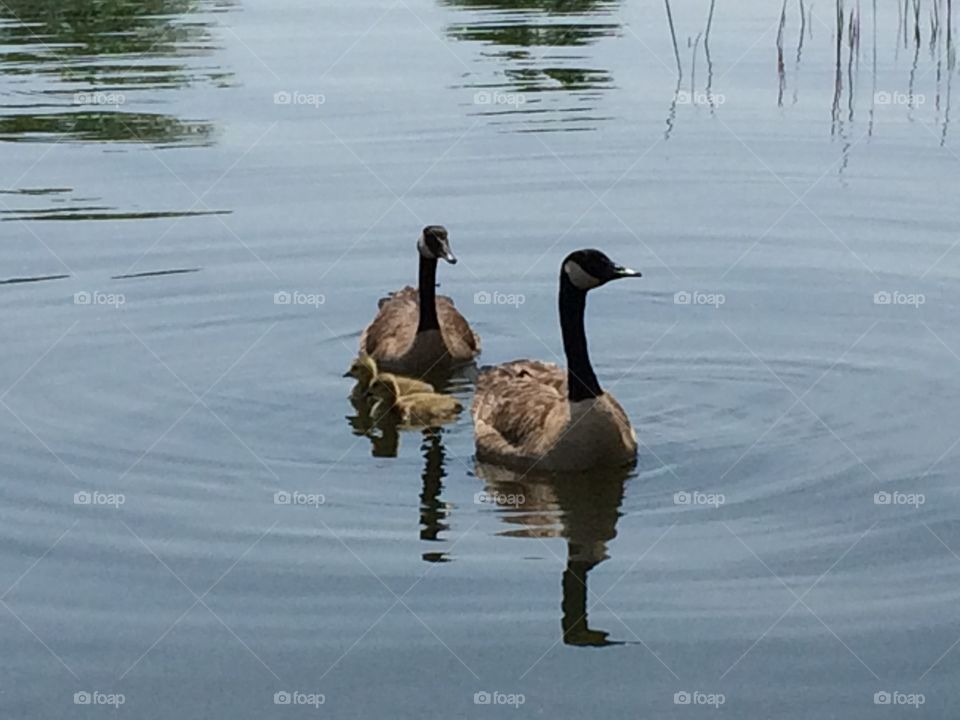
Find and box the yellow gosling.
[344,355,434,398]
[369,375,462,428]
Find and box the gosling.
[344,355,434,400]
[369,375,463,428]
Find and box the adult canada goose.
[359,226,480,377]
[472,249,641,472]
[344,355,434,399]
[369,375,463,428]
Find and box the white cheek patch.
[564,260,601,290]
[418,234,436,259]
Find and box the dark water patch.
[2,208,229,221]
[443,0,621,133]
[111,268,201,280]
[0,273,70,285]
[0,187,72,196]
[0,111,216,146]
[0,0,233,146]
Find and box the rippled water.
[2,0,960,717]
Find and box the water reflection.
[0,0,233,146]
[442,0,620,133]
[419,430,452,562]
[476,462,631,647]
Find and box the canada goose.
[359,226,480,377]
[472,249,641,472]
[370,375,463,428]
[343,355,434,399]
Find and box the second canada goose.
[370,375,463,428]
[472,249,641,472]
[343,355,434,399]
[359,226,480,378]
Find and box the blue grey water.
[1,0,959,717]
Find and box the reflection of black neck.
[418,256,439,333]
[420,431,448,544]
[560,273,601,402]
[561,555,620,647]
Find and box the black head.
[418,226,456,264]
[561,249,641,291]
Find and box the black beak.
[614,265,641,279]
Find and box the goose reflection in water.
[344,394,453,561]
[475,462,632,647]
[345,391,400,458]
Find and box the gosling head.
[561,249,641,291]
[369,375,401,403]
[344,355,378,386]
[418,225,456,264]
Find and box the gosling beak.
[342,370,353,378]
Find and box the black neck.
[417,256,440,333]
[559,273,602,402]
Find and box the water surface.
[2,0,959,717]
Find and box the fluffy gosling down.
[472,249,641,472]
[344,355,434,398]
[369,375,463,428]
[359,226,480,377]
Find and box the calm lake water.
[2,0,959,717]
